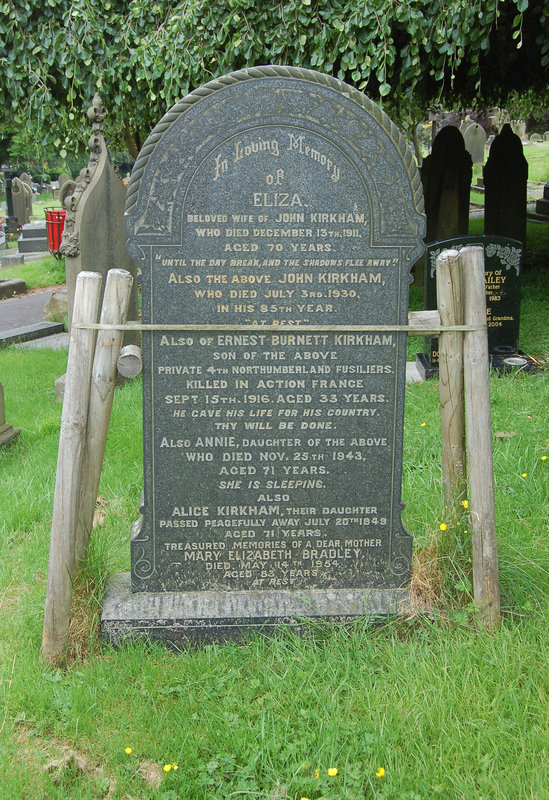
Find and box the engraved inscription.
[126,71,425,593]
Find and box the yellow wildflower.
[171,764,179,771]
[314,769,319,779]
[421,422,426,427]
[541,456,547,461]
[461,499,468,509]
[376,766,386,778]
[328,767,338,777]
[163,764,172,773]
[522,473,527,478]
[440,523,447,531]
[124,747,132,755]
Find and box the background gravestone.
[102,66,425,645]
[484,124,528,246]
[54,173,72,201]
[463,123,487,165]
[59,94,138,338]
[0,382,20,447]
[11,177,31,226]
[414,126,472,286]
[416,235,525,378]
[19,173,34,221]
[2,174,21,240]
[536,182,549,217]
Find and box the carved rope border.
[125,65,424,217]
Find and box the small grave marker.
[463,123,487,164]
[416,235,525,378]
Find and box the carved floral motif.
[59,93,108,258]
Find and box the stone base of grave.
[0,322,65,348]
[18,222,49,254]
[0,278,26,299]
[101,572,413,647]
[0,422,21,447]
[415,352,439,380]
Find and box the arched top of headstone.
[431,124,467,155]
[485,123,528,173]
[126,65,424,249]
[463,123,487,164]
[58,173,72,190]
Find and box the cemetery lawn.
[0,254,66,290]
[0,267,547,799]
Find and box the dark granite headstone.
[484,124,528,246]
[421,127,472,244]
[102,66,425,645]
[4,173,14,217]
[414,126,472,286]
[416,235,525,378]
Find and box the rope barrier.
[72,322,486,333]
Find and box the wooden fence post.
[42,271,102,662]
[116,344,143,379]
[461,245,501,627]
[436,249,467,512]
[75,269,134,568]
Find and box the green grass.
[0,254,66,289]
[0,179,548,798]
[522,142,549,183]
[0,323,548,798]
[469,140,549,205]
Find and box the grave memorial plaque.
[416,235,524,378]
[103,66,425,643]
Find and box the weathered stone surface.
[11,177,31,226]
[484,124,528,246]
[463,123,487,164]
[18,222,48,253]
[105,66,425,642]
[43,289,68,323]
[54,373,66,403]
[60,94,139,340]
[0,278,26,299]
[0,321,64,347]
[0,381,21,447]
[102,572,412,646]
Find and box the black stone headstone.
[414,126,472,287]
[416,235,526,378]
[421,127,472,244]
[102,66,425,645]
[484,124,528,246]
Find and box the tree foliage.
[0,0,547,162]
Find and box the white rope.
[73,322,486,333]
